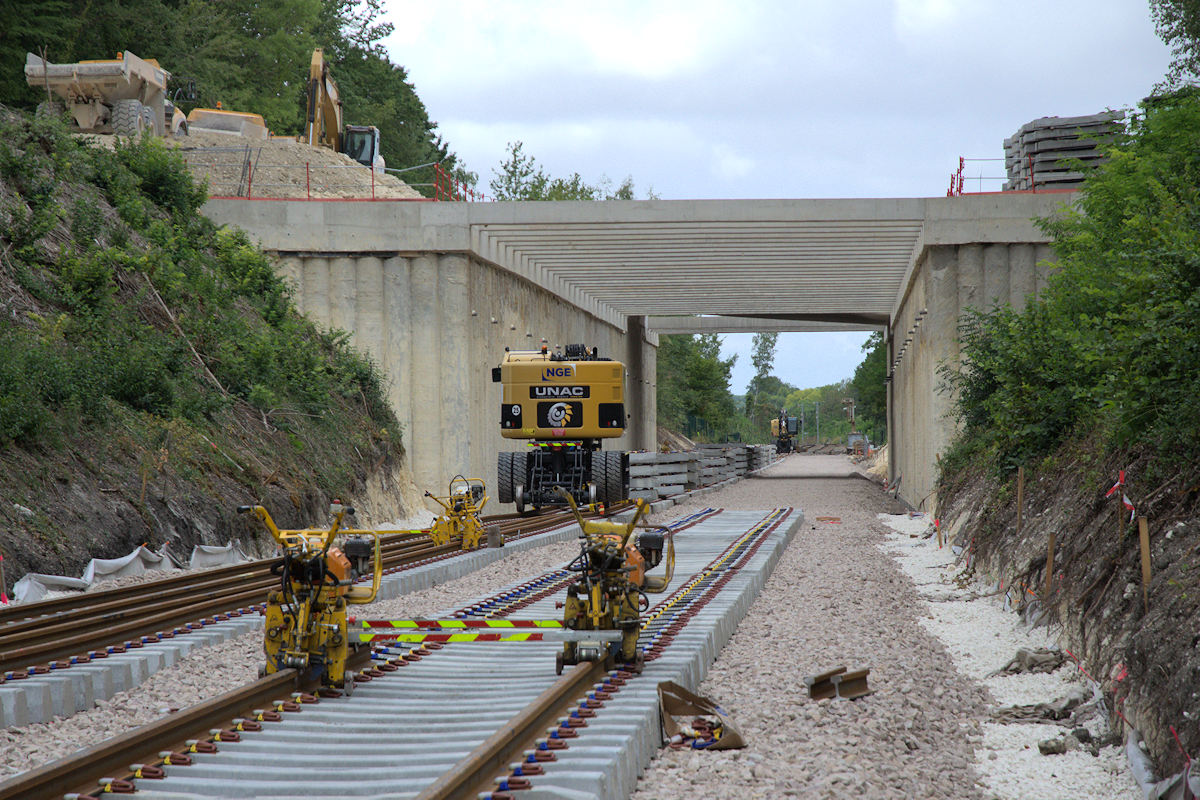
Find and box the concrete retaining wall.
[273,250,656,506]
[889,241,1057,512]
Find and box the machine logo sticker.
[538,401,582,428]
[530,385,589,398]
[542,366,575,380]
[547,402,572,425]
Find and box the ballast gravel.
[2,454,1143,800]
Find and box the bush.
[945,91,1200,476]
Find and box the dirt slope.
[936,440,1200,783]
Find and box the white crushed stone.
[877,510,1140,800]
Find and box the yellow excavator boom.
[304,47,342,151]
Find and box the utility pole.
[815,401,820,444]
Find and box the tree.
[1152,0,1200,90]
[745,331,778,424]
[489,141,646,201]
[850,332,887,443]
[656,334,738,439]
[0,0,76,109]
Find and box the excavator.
[302,48,385,173]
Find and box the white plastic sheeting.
[1127,732,1200,800]
[12,541,249,604]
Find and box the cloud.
[892,0,962,41]
[710,144,755,181]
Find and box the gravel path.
[2,454,1142,799]
[632,454,1138,800]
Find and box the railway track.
[0,506,801,800]
[0,508,595,677]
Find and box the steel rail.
[415,659,608,800]
[0,508,590,674]
[0,645,372,800]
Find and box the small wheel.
[342,671,356,697]
[555,651,564,675]
[514,484,526,514]
[257,663,268,679]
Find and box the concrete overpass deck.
[203,192,1072,510]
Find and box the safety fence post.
[306,162,310,199]
[1016,465,1025,533]
[1138,517,1151,613]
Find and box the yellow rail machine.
[237,501,381,695]
[493,343,628,512]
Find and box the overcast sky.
[381,0,1172,393]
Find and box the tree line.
[656,331,887,447]
[0,0,467,194]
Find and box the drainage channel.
[127,507,800,800]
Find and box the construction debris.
[803,666,873,701]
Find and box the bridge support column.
[623,316,656,451]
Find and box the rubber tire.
[514,484,526,515]
[497,452,514,504]
[142,105,155,134]
[602,451,624,504]
[112,99,145,137]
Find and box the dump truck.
[302,48,385,172]
[24,51,186,137]
[493,343,629,512]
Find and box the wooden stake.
[1044,531,1055,597]
[1016,466,1025,533]
[1138,517,1151,613]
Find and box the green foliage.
[656,334,738,440]
[0,109,397,448]
[0,0,466,197]
[943,91,1200,476]
[1152,0,1200,90]
[744,332,779,426]
[489,141,646,201]
[850,332,887,444]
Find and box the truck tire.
[497,452,514,504]
[113,99,145,137]
[141,105,155,134]
[601,451,624,505]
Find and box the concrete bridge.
[202,192,1071,512]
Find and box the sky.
[380,0,1173,393]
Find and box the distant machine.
[24,50,187,137]
[301,48,385,173]
[772,408,798,454]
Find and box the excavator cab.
[343,125,385,173]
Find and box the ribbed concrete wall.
[275,251,654,507]
[889,242,1057,512]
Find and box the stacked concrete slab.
[1003,111,1124,191]
[628,445,778,502]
